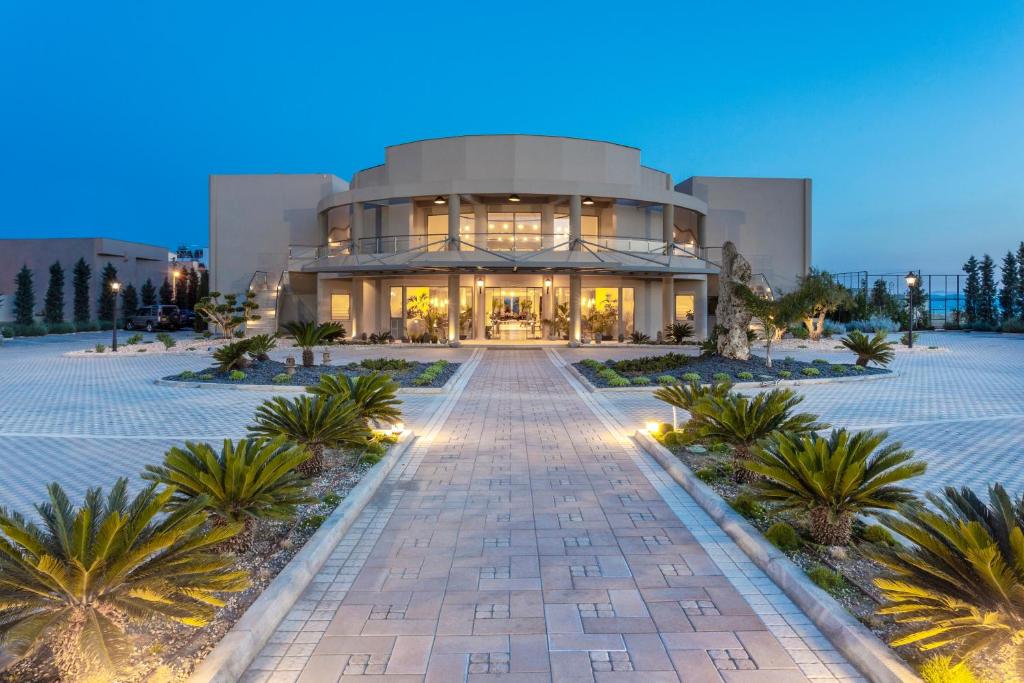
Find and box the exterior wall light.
[477,277,484,287]
[544,278,552,288]
[582,196,595,205]
[433,196,447,205]
[508,194,521,202]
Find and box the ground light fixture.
[645,421,660,433]
[905,271,917,348]
[433,195,446,205]
[110,281,121,352]
[582,196,595,205]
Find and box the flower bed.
[0,438,398,683]
[574,354,889,388]
[164,358,460,388]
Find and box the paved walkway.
[244,350,861,682]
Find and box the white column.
[694,277,708,339]
[569,195,582,251]
[569,273,582,345]
[663,203,675,246]
[351,278,363,339]
[447,273,460,346]
[448,194,461,251]
[474,204,487,250]
[541,203,554,250]
[661,275,674,336]
[351,202,364,250]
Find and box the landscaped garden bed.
[573,352,889,388]
[164,357,459,388]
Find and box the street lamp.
[110,281,121,351]
[905,271,917,348]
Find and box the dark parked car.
[124,305,180,331]
[177,309,197,328]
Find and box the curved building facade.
[210,135,811,344]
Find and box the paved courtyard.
[565,331,1024,497]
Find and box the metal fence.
[832,271,964,328]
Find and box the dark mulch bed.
[575,353,889,387]
[164,358,460,388]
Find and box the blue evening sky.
[1,1,1021,275]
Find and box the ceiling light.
[433,196,447,205]
[582,196,595,205]
[509,194,521,202]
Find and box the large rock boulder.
[716,241,753,360]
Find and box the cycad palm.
[307,372,402,427]
[746,429,925,545]
[840,330,895,367]
[283,321,345,367]
[0,480,247,679]
[868,485,1024,677]
[653,379,733,413]
[142,437,312,544]
[248,395,369,475]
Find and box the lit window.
[675,294,695,321]
[331,294,351,320]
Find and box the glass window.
[553,215,570,251]
[487,212,542,251]
[405,286,448,342]
[582,287,619,340]
[675,294,695,321]
[331,294,351,320]
[426,214,447,252]
[582,215,599,240]
[484,287,543,340]
[459,286,473,339]
[622,288,635,336]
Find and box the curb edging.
[633,430,921,683]
[187,431,416,683]
[568,365,898,393]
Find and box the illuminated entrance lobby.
[209,135,813,343]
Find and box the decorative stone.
[715,241,753,360]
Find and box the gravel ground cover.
[164,358,460,388]
[574,353,890,387]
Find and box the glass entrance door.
[485,287,543,340]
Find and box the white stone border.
[563,359,898,393]
[187,431,416,683]
[152,359,472,395]
[633,430,921,683]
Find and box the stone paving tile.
[245,349,856,682]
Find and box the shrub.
[653,379,732,412]
[662,430,692,447]
[179,370,198,380]
[411,360,450,386]
[612,352,689,374]
[368,331,394,344]
[868,485,1024,671]
[77,320,100,332]
[246,333,277,361]
[249,395,370,475]
[777,370,792,378]
[94,343,106,353]
[282,321,346,366]
[788,324,809,340]
[808,565,845,593]
[298,513,328,532]
[736,371,753,380]
[730,493,765,519]
[783,356,796,363]
[657,374,677,385]
[682,372,702,382]
[840,330,894,367]
[664,321,694,344]
[359,357,414,373]
[801,367,820,376]
[631,375,651,386]
[900,331,919,346]
[766,522,801,551]
[607,376,631,387]
[695,467,720,484]
[195,291,260,339]
[0,480,247,679]
[212,339,252,372]
[628,330,652,344]
[308,372,403,427]
[812,358,828,365]
[850,364,866,372]
[13,322,47,337]
[747,429,924,545]
[712,372,731,382]
[0,325,12,338]
[322,492,342,507]
[918,656,978,683]
[45,321,75,335]
[862,524,895,546]
[846,316,899,334]
[229,370,246,380]
[1000,318,1024,333]
[360,439,388,465]
[199,372,214,380]
[821,320,846,337]
[156,332,176,349]
[143,437,312,543]
[830,365,847,375]
[126,333,144,345]
[272,373,291,384]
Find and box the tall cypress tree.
[198,268,209,299]
[962,256,980,324]
[141,278,157,306]
[1017,242,1024,320]
[72,258,91,323]
[43,261,65,324]
[186,268,200,309]
[979,254,997,325]
[13,265,35,326]
[159,276,173,305]
[97,262,118,322]
[174,272,188,309]
[999,251,1019,321]
[122,283,139,317]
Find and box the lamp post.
[905,271,917,348]
[110,281,121,351]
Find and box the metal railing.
[247,270,268,292]
[832,271,965,328]
[461,232,566,252]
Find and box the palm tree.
[246,333,278,361]
[663,321,694,344]
[0,480,247,680]
[653,379,733,413]
[283,321,346,367]
[840,330,895,367]
[868,485,1024,677]
[686,388,828,476]
[248,395,370,475]
[307,372,402,427]
[142,437,312,545]
[746,429,925,545]
[212,338,253,372]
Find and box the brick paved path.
[245,350,861,682]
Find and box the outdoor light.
[905,271,918,287]
[645,421,660,434]
[582,196,595,205]
[544,278,552,288]
[508,194,521,202]
[392,422,405,434]
[906,271,918,348]
[110,281,121,352]
[477,278,484,287]
[433,195,447,205]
